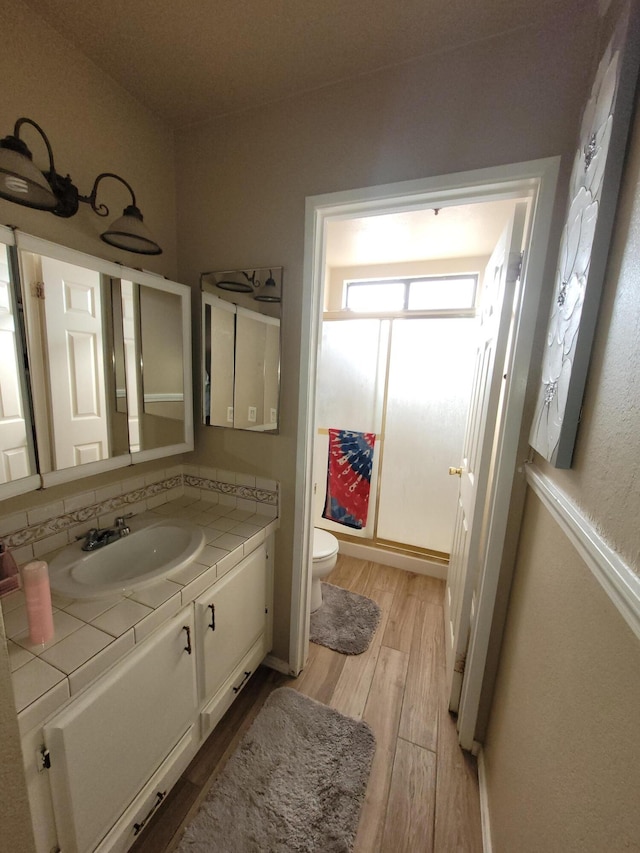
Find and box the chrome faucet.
[77,514,133,551]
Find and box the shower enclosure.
[313,315,476,558]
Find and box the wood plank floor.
[130,555,483,853]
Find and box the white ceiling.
[23,0,582,127]
[325,199,520,267]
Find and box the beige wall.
[0,0,177,277]
[0,2,178,848]
[484,493,640,852]
[483,61,640,853]
[175,5,596,658]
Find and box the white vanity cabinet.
[42,608,198,853]
[196,541,271,737]
[19,529,275,853]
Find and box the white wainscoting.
[526,463,640,642]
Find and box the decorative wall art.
[530,1,640,467]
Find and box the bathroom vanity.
[9,499,276,853]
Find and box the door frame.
[291,158,559,739]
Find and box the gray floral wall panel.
[530,2,640,467]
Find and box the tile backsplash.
[0,464,279,568]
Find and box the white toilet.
[311,528,339,612]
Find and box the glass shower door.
[376,317,476,553]
[313,319,388,537]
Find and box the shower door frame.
[316,310,477,563]
[293,157,560,749]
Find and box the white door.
[0,256,31,483]
[444,203,526,711]
[41,256,110,469]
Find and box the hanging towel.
[322,429,376,530]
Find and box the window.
[344,274,477,313]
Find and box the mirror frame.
[200,267,282,433]
[14,232,193,488]
[0,225,40,499]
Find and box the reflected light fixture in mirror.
[209,268,282,303]
[0,117,162,255]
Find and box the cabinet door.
[43,608,197,853]
[196,543,267,703]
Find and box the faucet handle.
[114,514,133,535]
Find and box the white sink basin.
[49,515,206,600]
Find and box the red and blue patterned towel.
[322,429,376,530]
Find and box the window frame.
[343,273,479,316]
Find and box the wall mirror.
[0,226,39,498]
[15,232,193,487]
[201,267,281,433]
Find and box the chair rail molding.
[525,463,640,641]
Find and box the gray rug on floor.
[176,687,375,853]
[310,582,381,655]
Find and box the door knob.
[448,466,463,476]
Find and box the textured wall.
[175,5,595,659]
[0,0,177,276]
[484,493,640,851]
[484,56,640,853]
[537,91,640,574]
[0,1,178,848]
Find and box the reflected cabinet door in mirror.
[15,233,193,486]
[201,267,281,433]
[0,226,38,498]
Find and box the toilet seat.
[313,528,339,560]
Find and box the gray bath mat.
[176,687,375,852]
[310,582,381,655]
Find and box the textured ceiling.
[24,0,585,127]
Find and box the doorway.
[292,159,560,748]
[312,199,521,568]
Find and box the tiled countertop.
[1,496,278,738]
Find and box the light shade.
[100,205,162,255]
[216,280,253,293]
[254,272,281,302]
[0,139,58,210]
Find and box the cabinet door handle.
[183,625,192,655]
[233,670,252,694]
[208,603,216,631]
[133,790,166,836]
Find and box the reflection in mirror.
[202,294,235,427]
[137,283,185,449]
[16,233,193,483]
[0,237,37,489]
[108,279,133,456]
[200,267,282,432]
[24,252,116,471]
[234,308,280,430]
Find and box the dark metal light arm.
[13,117,57,175]
[0,115,162,253]
[80,172,138,218]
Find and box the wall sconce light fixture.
[0,117,162,255]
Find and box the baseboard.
[262,654,292,675]
[337,539,447,579]
[477,748,493,853]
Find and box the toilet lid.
[313,528,339,559]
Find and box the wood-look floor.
[130,556,483,853]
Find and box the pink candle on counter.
[21,561,54,645]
